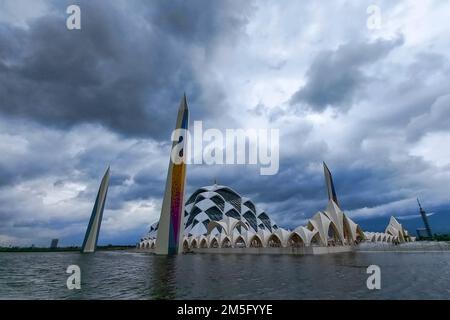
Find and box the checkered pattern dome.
[143,184,278,239]
[183,184,277,237]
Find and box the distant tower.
[155,94,189,255]
[323,162,339,207]
[417,198,432,238]
[50,239,59,249]
[81,167,110,253]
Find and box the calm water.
[1,250,450,299]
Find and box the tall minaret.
[81,166,110,253]
[417,198,432,238]
[155,94,189,255]
[323,162,339,207]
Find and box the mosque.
[136,95,414,254]
[138,161,413,254]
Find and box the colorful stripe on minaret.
[168,107,188,254]
[155,94,189,255]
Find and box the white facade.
[138,163,414,251]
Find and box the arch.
[209,238,219,248]
[267,234,282,247]
[145,242,150,249]
[221,237,232,248]
[207,220,227,235]
[200,238,208,248]
[308,211,331,246]
[151,241,155,249]
[185,188,208,205]
[225,208,241,220]
[234,235,247,248]
[310,232,322,246]
[258,212,273,232]
[288,233,304,247]
[230,220,249,234]
[243,211,258,232]
[327,221,342,246]
[183,239,189,250]
[191,239,198,249]
[243,200,256,213]
[249,234,263,248]
[210,194,226,211]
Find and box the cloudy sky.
[1,0,450,246]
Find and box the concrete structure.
[139,162,365,254]
[364,216,415,244]
[81,167,110,253]
[137,149,414,254]
[385,216,414,242]
[155,94,189,255]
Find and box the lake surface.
[1,250,450,299]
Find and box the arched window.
[327,222,342,246]
[257,212,273,232]
[243,200,256,213]
[288,233,304,247]
[234,236,246,248]
[205,207,223,221]
[221,237,232,248]
[186,189,206,205]
[225,208,240,220]
[215,188,241,211]
[210,195,225,211]
[249,235,263,248]
[267,234,282,247]
[310,232,321,246]
[210,238,219,248]
[243,211,258,232]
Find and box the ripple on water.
[1,251,450,299]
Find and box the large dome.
[142,184,278,241]
[184,184,278,236]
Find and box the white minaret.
[81,166,110,253]
[155,94,189,255]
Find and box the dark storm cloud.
[2,0,450,247]
[290,36,404,112]
[0,0,253,139]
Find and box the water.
[1,250,450,299]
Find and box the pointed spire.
[155,94,189,255]
[323,161,339,207]
[180,92,188,111]
[81,166,110,253]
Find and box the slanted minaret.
[155,94,189,255]
[323,162,339,207]
[417,198,433,238]
[81,166,110,253]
